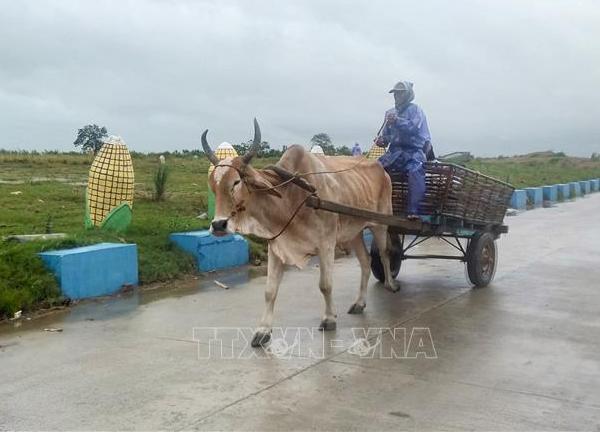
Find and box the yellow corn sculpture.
[85,136,134,232]
[366,142,386,159]
[207,142,239,176]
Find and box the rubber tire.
[466,232,497,288]
[370,237,402,283]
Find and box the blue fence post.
[579,180,591,195]
[510,190,527,209]
[525,187,543,207]
[569,182,581,198]
[542,185,558,203]
[556,184,570,201]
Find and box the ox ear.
[245,175,282,198]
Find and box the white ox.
[202,120,396,347]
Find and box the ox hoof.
[384,282,401,293]
[318,319,337,331]
[251,331,271,348]
[347,303,366,314]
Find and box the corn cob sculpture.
[366,142,386,159]
[85,136,134,232]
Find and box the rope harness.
[212,157,369,241]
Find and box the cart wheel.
[466,232,497,287]
[370,238,402,283]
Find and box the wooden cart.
[303,162,514,287]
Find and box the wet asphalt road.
[1,194,599,431]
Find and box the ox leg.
[348,233,370,314]
[371,226,400,292]
[318,243,337,331]
[252,245,284,348]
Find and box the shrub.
[153,162,169,201]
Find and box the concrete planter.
[39,243,138,299]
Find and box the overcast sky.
[1,0,599,156]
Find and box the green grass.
[1,150,599,318]
[0,241,63,317]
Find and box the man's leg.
[407,165,425,216]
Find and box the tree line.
[70,124,357,157]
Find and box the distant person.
[375,81,432,219]
[352,142,362,157]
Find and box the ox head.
[202,119,281,236]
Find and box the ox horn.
[201,129,220,166]
[241,118,261,165]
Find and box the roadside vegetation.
[1,149,599,318]
[0,151,276,318]
[463,151,600,188]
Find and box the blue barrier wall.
[39,243,138,300]
[542,185,558,202]
[579,180,591,195]
[525,187,543,207]
[557,184,570,201]
[170,230,249,272]
[569,182,581,197]
[510,190,527,209]
[591,179,599,192]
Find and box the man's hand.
[385,112,397,124]
[374,136,387,147]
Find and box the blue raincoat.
[378,103,431,215]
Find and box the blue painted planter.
[542,185,558,202]
[525,187,543,207]
[170,230,249,272]
[590,179,599,192]
[579,180,591,195]
[510,190,527,209]
[569,182,581,198]
[556,184,570,201]
[39,243,138,300]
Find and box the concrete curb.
[510,178,598,212]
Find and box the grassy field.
[464,151,600,188]
[1,150,599,318]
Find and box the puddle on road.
[0,265,267,339]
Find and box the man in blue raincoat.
[375,81,432,219]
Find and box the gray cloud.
[1,0,599,156]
